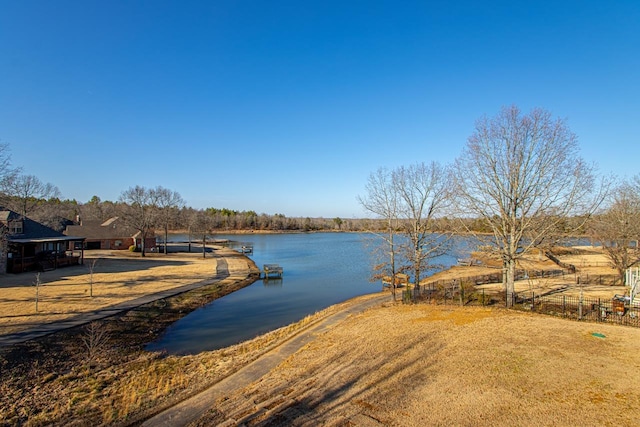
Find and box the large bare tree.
[119,186,159,257]
[359,163,451,301]
[358,167,402,299]
[590,178,640,283]
[153,186,184,254]
[394,162,451,301]
[453,106,603,305]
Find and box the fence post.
[482,289,485,306]
[531,292,535,311]
[578,293,583,320]
[563,295,566,317]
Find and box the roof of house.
[1,207,84,243]
[64,217,142,240]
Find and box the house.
[63,217,156,251]
[1,207,85,274]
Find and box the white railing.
[627,267,640,304]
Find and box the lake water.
[146,232,469,355]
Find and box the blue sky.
[1,1,638,218]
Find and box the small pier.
[263,264,283,279]
[382,273,409,289]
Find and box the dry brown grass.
[194,304,640,426]
[1,244,636,426]
[0,294,355,426]
[0,248,251,335]
[426,246,627,300]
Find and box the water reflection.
[262,278,283,287]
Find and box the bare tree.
[119,186,158,257]
[179,207,199,252]
[191,209,215,258]
[359,163,451,301]
[3,174,60,218]
[87,259,99,297]
[26,197,79,232]
[153,187,184,254]
[394,162,451,301]
[590,179,640,283]
[34,273,41,312]
[82,321,110,369]
[453,106,604,305]
[0,143,15,257]
[0,143,19,193]
[79,195,104,221]
[358,167,402,300]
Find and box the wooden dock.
[382,273,409,288]
[263,264,283,279]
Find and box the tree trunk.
[389,233,396,301]
[164,225,169,255]
[140,234,146,257]
[505,258,516,307]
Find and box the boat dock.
[263,264,283,279]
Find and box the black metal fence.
[422,270,620,290]
[574,273,622,286]
[512,292,640,327]
[407,284,639,328]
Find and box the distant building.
[64,217,156,251]
[0,207,85,274]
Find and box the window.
[8,220,23,234]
